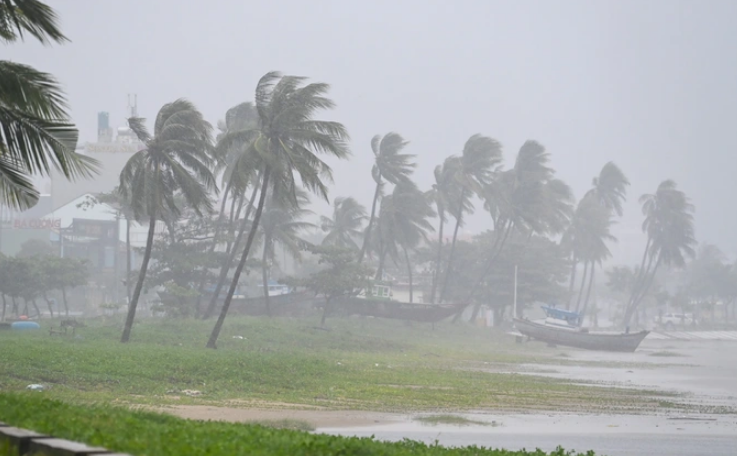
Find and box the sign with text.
[12,218,61,230]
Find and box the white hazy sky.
[6,0,737,264]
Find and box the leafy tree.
[119,99,216,342]
[357,132,414,264]
[320,197,366,250]
[207,72,349,348]
[299,245,373,326]
[438,232,568,325]
[623,180,696,326]
[0,0,98,209]
[376,182,434,302]
[438,135,502,303]
[461,140,573,318]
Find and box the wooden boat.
[337,297,462,323]
[513,317,649,352]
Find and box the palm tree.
[463,141,573,314]
[425,160,467,303]
[567,195,616,315]
[377,182,435,302]
[119,100,215,343]
[438,134,502,303]
[259,188,314,315]
[321,197,367,250]
[357,132,414,264]
[1,0,98,209]
[194,102,259,316]
[623,180,696,326]
[206,72,349,349]
[563,162,628,310]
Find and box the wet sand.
[157,339,737,455]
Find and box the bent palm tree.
[119,99,215,343]
[206,72,349,348]
[439,134,502,303]
[1,0,97,209]
[357,132,414,264]
[378,182,435,302]
[623,180,696,326]
[321,197,366,250]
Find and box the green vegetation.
[0,317,678,414]
[0,393,597,456]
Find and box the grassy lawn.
[0,316,675,413]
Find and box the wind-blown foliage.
[357,132,414,264]
[0,0,98,209]
[623,180,696,326]
[207,71,349,348]
[119,99,215,342]
[320,197,367,250]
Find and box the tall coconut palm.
[565,195,616,314]
[464,141,573,312]
[623,180,696,326]
[357,132,414,264]
[425,161,464,303]
[206,72,349,349]
[119,100,215,343]
[565,162,628,311]
[378,182,435,302]
[438,134,502,303]
[259,188,314,315]
[194,102,259,316]
[1,0,98,209]
[321,197,367,250]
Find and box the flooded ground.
[320,339,737,456]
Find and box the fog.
[6,0,737,264]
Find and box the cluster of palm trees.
[2,1,700,345]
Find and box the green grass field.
[0,315,676,455]
[0,316,674,413]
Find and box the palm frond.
[0,0,67,44]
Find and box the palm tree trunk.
[201,182,259,320]
[121,215,157,343]
[61,287,69,316]
[358,180,382,264]
[126,218,132,303]
[626,238,652,314]
[453,220,513,322]
[429,214,444,304]
[261,238,271,317]
[375,249,387,282]
[194,180,234,316]
[439,189,465,303]
[567,255,577,310]
[1,294,6,321]
[31,299,41,318]
[207,169,271,349]
[43,291,54,318]
[575,261,589,313]
[11,296,18,316]
[403,246,413,303]
[581,262,596,320]
[624,254,662,327]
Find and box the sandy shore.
[155,404,407,428]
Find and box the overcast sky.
[7,0,737,264]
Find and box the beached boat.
[513,317,649,352]
[338,297,462,323]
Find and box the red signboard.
[13,219,61,229]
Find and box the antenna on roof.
[127,94,138,118]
